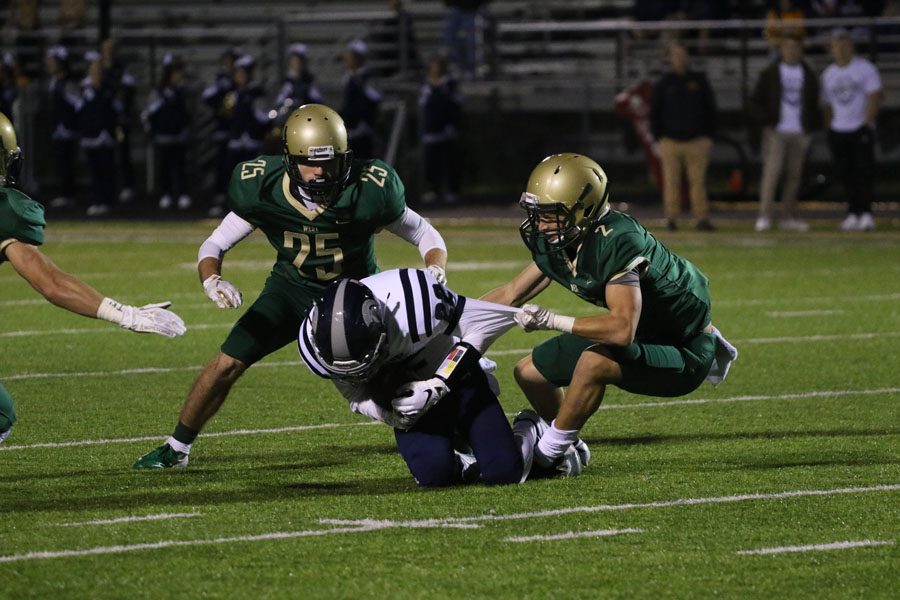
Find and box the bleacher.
[2,0,899,201]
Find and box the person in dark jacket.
[45,45,81,209]
[210,54,271,217]
[272,43,324,126]
[750,34,820,232]
[143,53,191,212]
[419,56,462,204]
[78,50,121,217]
[202,47,239,208]
[443,0,489,78]
[650,42,717,231]
[340,40,382,159]
[101,38,137,204]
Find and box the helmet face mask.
[282,104,353,206]
[0,112,22,188]
[518,154,610,255]
[310,279,389,383]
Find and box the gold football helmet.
[519,153,610,253]
[282,104,352,205]
[0,112,23,188]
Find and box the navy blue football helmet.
[309,279,388,382]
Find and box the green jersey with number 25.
[227,155,406,296]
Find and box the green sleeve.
[225,156,269,221]
[0,190,46,262]
[371,161,407,227]
[600,232,650,285]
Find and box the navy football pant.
[394,367,522,487]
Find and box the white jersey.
[821,56,882,132]
[297,268,520,426]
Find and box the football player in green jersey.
[134,103,448,468]
[0,112,186,444]
[482,154,737,471]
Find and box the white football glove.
[391,377,450,428]
[203,274,242,308]
[514,304,575,333]
[426,264,447,285]
[97,298,187,338]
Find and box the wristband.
[552,314,575,334]
[96,297,125,325]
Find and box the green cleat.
[133,443,189,469]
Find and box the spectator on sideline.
[0,56,18,130]
[443,0,489,79]
[821,27,882,231]
[45,45,81,209]
[751,35,820,232]
[211,54,270,218]
[419,56,462,205]
[143,53,191,212]
[78,50,121,217]
[272,44,324,126]
[202,47,239,210]
[340,40,382,159]
[765,0,808,49]
[101,39,137,205]
[650,42,717,232]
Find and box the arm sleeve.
[383,207,447,259]
[864,63,883,94]
[197,211,256,263]
[453,298,522,354]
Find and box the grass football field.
[1,218,898,599]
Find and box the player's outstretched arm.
[5,241,186,337]
[480,262,550,307]
[515,284,641,347]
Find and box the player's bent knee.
[407,454,457,488]
[212,352,248,380]
[480,454,523,486]
[513,355,545,386]
[576,347,622,383]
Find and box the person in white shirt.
[751,35,821,232]
[820,28,882,231]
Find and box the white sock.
[535,420,580,466]
[166,436,191,454]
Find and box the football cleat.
[839,213,860,231]
[454,450,481,484]
[532,445,583,479]
[573,438,591,467]
[0,428,11,444]
[706,325,738,385]
[512,409,549,482]
[132,443,189,469]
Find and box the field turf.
[1,219,898,598]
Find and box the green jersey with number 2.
[227,155,406,296]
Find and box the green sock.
[172,421,199,445]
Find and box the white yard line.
[765,310,845,318]
[1,387,895,453]
[0,485,894,563]
[0,422,377,452]
[736,539,895,556]
[59,513,201,527]
[506,528,644,542]
[320,484,900,528]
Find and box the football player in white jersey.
[298,269,589,486]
